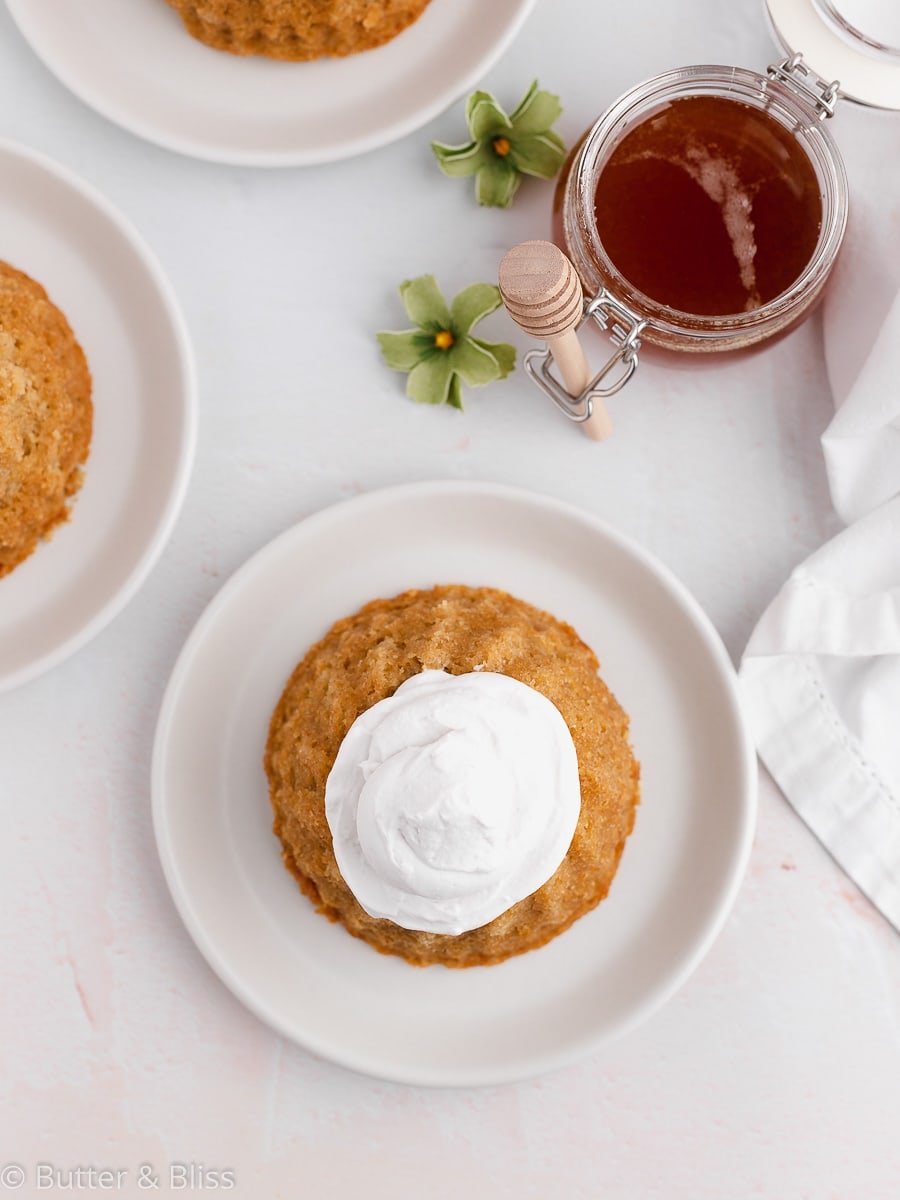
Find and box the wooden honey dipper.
[499,240,613,441]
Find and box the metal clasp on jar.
[766,52,841,119]
[523,290,646,426]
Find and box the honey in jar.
[556,66,848,354]
[592,95,823,318]
[527,4,900,419]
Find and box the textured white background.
[1,0,899,1196]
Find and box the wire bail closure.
[523,289,646,425]
[766,53,841,120]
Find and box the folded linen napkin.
[739,107,900,930]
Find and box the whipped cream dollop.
[324,669,581,935]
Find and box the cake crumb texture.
[0,262,92,579]
[166,0,432,60]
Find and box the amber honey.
[592,95,823,317]
[557,66,847,354]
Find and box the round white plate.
[6,0,538,167]
[153,482,756,1086]
[0,140,196,692]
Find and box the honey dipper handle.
[547,331,612,442]
[546,329,590,395]
[499,240,613,441]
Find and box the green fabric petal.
[406,352,455,405]
[399,275,451,330]
[465,89,492,125]
[471,338,516,379]
[432,140,492,178]
[450,283,502,336]
[475,160,521,208]
[448,337,502,388]
[466,91,512,140]
[376,329,428,371]
[446,374,464,411]
[509,81,563,135]
[509,131,566,179]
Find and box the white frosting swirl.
[325,669,581,935]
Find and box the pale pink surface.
[1,0,899,1195]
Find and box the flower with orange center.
[432,80,567,208]
[377,276,515,409]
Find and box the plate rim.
[5,0,540,167]
[151,480,758,1087]
[0,136,198,693]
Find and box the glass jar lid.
[767,0,900,109]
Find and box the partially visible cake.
[165,0,432,61]
[0,263,92,578]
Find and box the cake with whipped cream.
[165,0,432,61]
[264,585,639,967]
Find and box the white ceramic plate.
[153,483,756,1086]
[0,140,196,692]
[6,0,538,167]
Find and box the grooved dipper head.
[499,240,584,340]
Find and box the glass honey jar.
[536,0,900,418]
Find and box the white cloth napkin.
[739,107,900,930]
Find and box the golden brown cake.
[265,585,640,967]
[0,263,92,579]
[165,0,432,61]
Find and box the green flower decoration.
[377,275,515,410]
[432,79,567,208]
